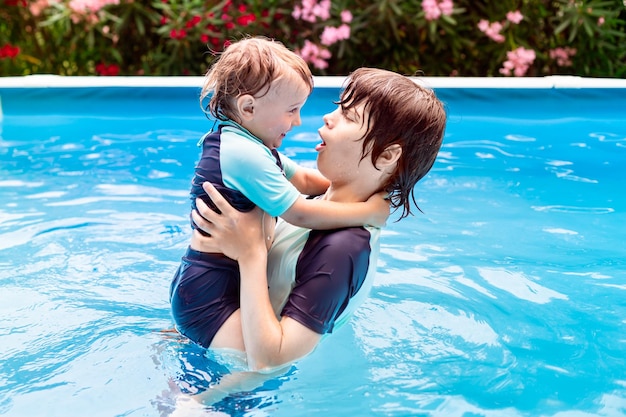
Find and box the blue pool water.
[0,77,625,416]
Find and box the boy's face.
[243,76,310,150]
[315,102,375,185]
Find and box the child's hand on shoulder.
[365,191,390,227]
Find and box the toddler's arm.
[288,167,330,196]
[281,191,389,229]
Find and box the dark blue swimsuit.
[170,123,380,348]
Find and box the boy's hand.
[366,191,390,227]
[190,182,267,260]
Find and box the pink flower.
[320,24,350,46]
[478,19,505,43]
[315,0,332,20]
[425,8,441,20]
[500,47,536,76]
[340,10,352,24]
[506,10,523,24]
[549,47,577,67]
[598,16,605,26]
[439,0,453,16]
[68,0,119,14]
[29,0,52,16]
[422,0,441,21]
[297,40,331,69]
[422,0,454,21]
[292,0,331,23]
[292,5,302,19]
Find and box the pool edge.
[1,75,626,89]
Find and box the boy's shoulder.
[308,226,376,255]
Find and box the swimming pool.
[1,75,625,416]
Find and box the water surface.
[0,84,625,416]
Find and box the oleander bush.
[1,0,625,77]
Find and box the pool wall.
[1,75,626,120]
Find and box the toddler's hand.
[365,191,390,227]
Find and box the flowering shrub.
[1,0,625,77]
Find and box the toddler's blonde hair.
[201,37,314,123]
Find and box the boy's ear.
[236,95,256,120]
[377,143,402,168]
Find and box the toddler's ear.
[237,95,255,120]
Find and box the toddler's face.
[242,76,310,150]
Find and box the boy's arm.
[280,192,389,229]
[238,249,322,370]
[288,167,330,196]
[195,183,323,371]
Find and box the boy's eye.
[343,109,357,123]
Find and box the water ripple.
[46,196,168,206]
[531,205,615,214]
[477,267,568,304]
[590,132,626,143]
[546,166,598,183]
[444,140,529,159]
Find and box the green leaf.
[135,14,146,36]
[553,19,571,36]
[441,14,457,26]
[110,47,123,63]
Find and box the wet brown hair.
[338,68,447,219]
[201,37,314,123]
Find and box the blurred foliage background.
[1,0,625,77]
